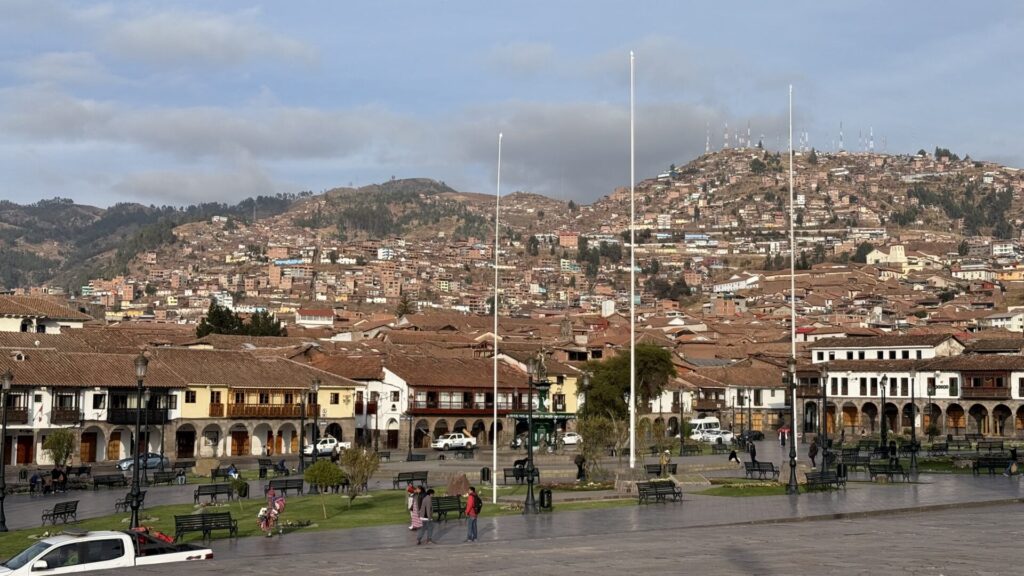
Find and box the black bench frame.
[194,483,234,504]
[174,512,238,542]
[265,478,304,496]
[636,480,682,504]
[432,495,464,521]
[392,471,429,489]
[41,500,79,526]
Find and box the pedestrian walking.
[888,440,899,468]
[416,488,435,545]
[659,450,671,477]
[574,453,586,482]
[780,430,786,448]
[406,484,417,530]
[464,486,480,542]
[749,441,758,464]
[808,438,819,468]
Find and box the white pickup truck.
[0,529,212,576]
[431,432,477,451]
[302,435,352,456]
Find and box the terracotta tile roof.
[311,354,384,380]
[150,348,358,389]
[184,334,326,350]
[0,349,185,388]
[0,295,93,321]
[808,334,962,349]
[384,356,528,389]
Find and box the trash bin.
[236,482,249,499]
[836,463,848,481]
[18,468,27,481]
[259,466,267,479]
[480,467,491,484]
[539,488,553,511]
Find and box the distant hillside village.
[5,146,1024,466]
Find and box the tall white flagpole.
[629,51,637,470]
[493,132,502,504]
[788,86,798,447]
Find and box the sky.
[2,1,1024,208]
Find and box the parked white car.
[0,530,212,576]
[431,432,477,451]
[560,432,583,446]
[692,429,735,444]
[302,436,351,456]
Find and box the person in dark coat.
[749,441,758,464]
[573,453,586,482]
[808,439,819,467]
[417,489,435,545]
[888,440,899,468]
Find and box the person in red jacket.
[464,486,480,542]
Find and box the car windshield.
[4,541,52,569]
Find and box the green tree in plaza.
[340,449,381,508]
[576,415,615,479]
[43,429,76,467]
[303,460,346,518]
[578,344,677,419]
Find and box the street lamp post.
[746,388,752,441]
[524,355,549,514]
[0,369,13,532]
[299,394,307,473]
[909,367,918,476]
[311,378,321,465]
[373,391,380,453]
[130,353,148,529]
[819,364,828,475]
[786,357,799,495]
[880,376,888,447]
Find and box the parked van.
[688,417,721,434]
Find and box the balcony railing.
[107,408,168,425]
[692,399,725,411]
[4,407,28,425]
[961,386,1011,400]
[411,400,523,414]
[50,408,83,425]
[796,385,822,398]
[209,403,224,417]
[226,404,319,418]
[354,401,378,415]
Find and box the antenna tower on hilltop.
[705,123,710,154]
[870,127,875,152]
[839,121,844,151]
[723,122,729,150]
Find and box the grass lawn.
[0,488,633,559]
[695,483,788,497]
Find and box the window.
[553,393,567,411]
[902,350,910,359]
[754,390,763,405]
[167,395,177,410]
[858,351,865,360]
[43,544,83,568]
[950,378,959,397]
[234,392,245,404]
[889,351,897,359]
[82,539,125,563]
[916,350,922,359]
[34,393,43,403]
[258,392,270,404]
[841,378,848,395]
[55,393,75,408]
[900,378,908,396]
[859,379,867,396]
[831,377,838,396]
[391,391,400,402]
[817,352,824,361]
[211,391,222,404]
[828,351,835,361]
[889,379,897,396]
[92,394,106,410]
[283,393,292,404]
[870,378,878,396]
[330,393,340,405]
[185,390,197,404]
[846,351,853,360]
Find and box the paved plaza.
[6,440,1024,575]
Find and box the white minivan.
[688,417,722,435]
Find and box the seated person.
[227,463,239,479]
[42,474,53,495]
[275,459,289,476]
[175,468,187,485]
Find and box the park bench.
[266,477,304,496]
[804,471,844,491]
[406,453,427,462]
[93,473,127,490]
[432,495,464,521]
[257,458,274,477]
[857,440,879,451]
[210,467,232,482]
[172,460,195,473]
[67,465,92,478]
[41,500,79,526]
[711,443,731,455]
[392,470,429,489]
[636,480,682,504]
[194,483,234,504]
[680,444,701,456]
[174,512,238,542]
[868,463,909,482]
[272,461,290,476]
[898,442,920,457]
[502,467,540,485]
[152,471,177,485]
[973,455,1015,476]
[928,443,948,457]
[948,439,974,452]
[842,454,870,471]
[452,449,475,460]
[977,440,1004,453]
[378,451,391,462]
[114,490,146,513]
[644,463,678,477]
[871,447,891,460]
[965,433,984,443]
[754,462,780,480]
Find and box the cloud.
[486,42,555,76]
[13,51,113,86]
[111,162,283,205]
[102,8,316,69]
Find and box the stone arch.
[173,423,197,460]
[841,402,858,434]
[200,423,224,458]
[488,420,504,445]
[415,419,431,448]
[228,423,251,456]
[992,404,1012,437]
[667,416,679,437]
[923,403,943,436]
[653,417,666,439]
[470,419,486,445]
[803,401,819,434]
[252,423,274,456]
[433,419,450,439]
[860,402,878,434]
[1016,406,1024,438]
[824,401,838,435]
[325,423,344,442]
[900,403,916,433]
[882,402,899,435]
[968,404,989,435]
[946,403,965,436]
[453,419,468,436]
[277,422,298,454]
[384,418,400,450]
[78,426,105,463]
[106,426,132,461]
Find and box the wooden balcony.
[226,404,319,418]
[796,385,822,398]
[4,407,28,425]
[960,386,1011,400]
[107,408,168,425]
[411,400,520,416]
[209,403,224,417]
[354,400,378,415]
[692,399,725,411]
[50,408,83,425]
